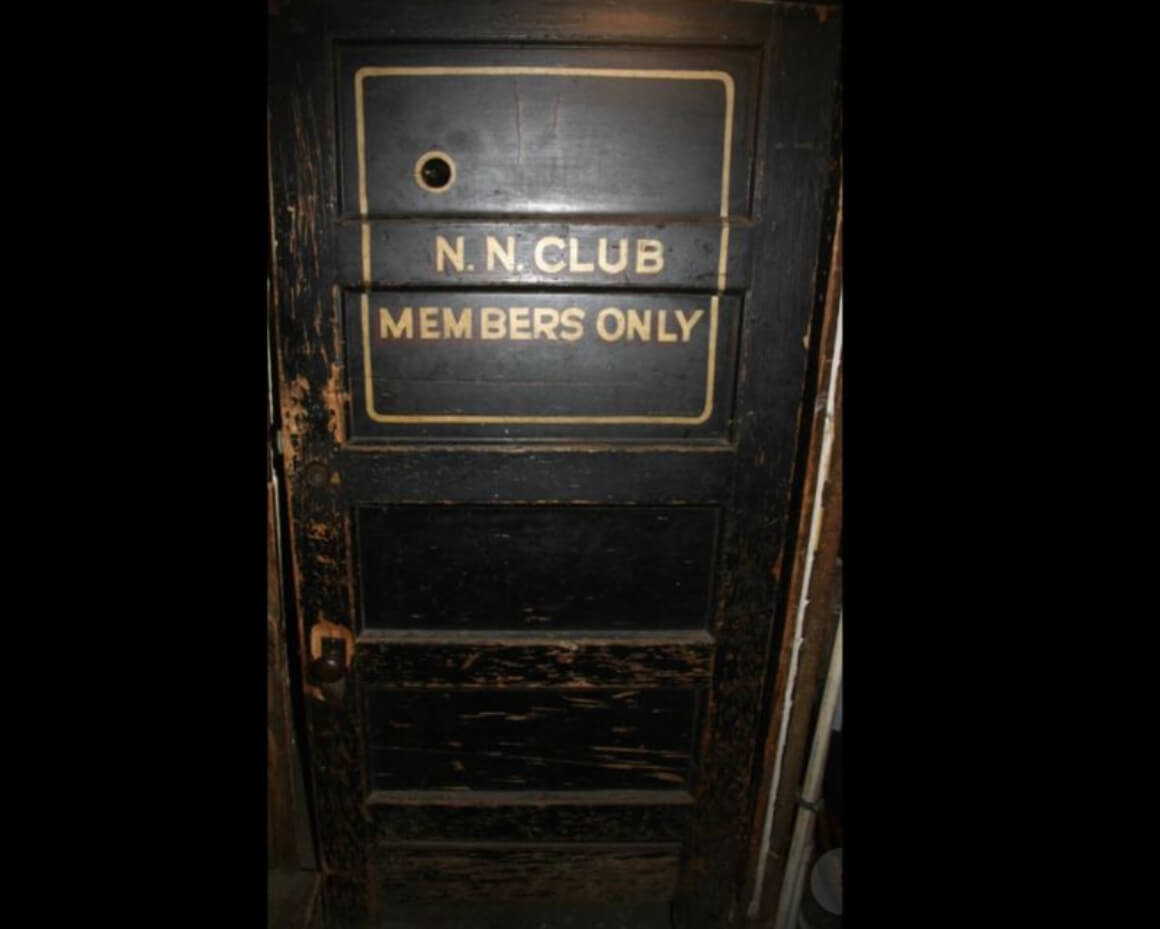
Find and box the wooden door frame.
[744,181,843,924]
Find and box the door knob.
[307,619,355,689]
[310,637,347,683]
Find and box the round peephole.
[414,151,456,193]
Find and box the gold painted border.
[354,66,735,426]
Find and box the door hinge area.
[268,424,286,468]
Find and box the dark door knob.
[310,637,347,683]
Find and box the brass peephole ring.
[414,151,456,193]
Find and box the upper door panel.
[337,45,759,219]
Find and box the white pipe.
[748,293,843,918]
[780,832,815,929]
[773,615,843,929]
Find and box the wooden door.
[268,2,840,926]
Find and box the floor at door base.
[377,902,670,929]
[268,869,320,929]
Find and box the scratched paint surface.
[355,505,719,631]
[366,688,697,790]
[377,845,681,902]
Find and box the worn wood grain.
[365,688,698,791]
[378,843,680,903]
[270,3,367,926]
[367,902,670,929]
[369,789,692,842]
[356,631,713,688]
[335,446,737,502]
[331,0,775,46]
[268,471,300,868]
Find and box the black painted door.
[269,2,840,927]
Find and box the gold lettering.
[435,235,465,272]
[509,307,532,340]
[481,307,507,339]
[656,309,678,343]
[443,307,472,339]
[378,307,413,340]
[533,307,560,340]
[560,308,585,341]
[534,236,566,273]
[597,237,629,274]
[675,309,704,342]
[419,306,440,339]
[486,235,516,272]
[596,307,626,341]
[626,308,652,341]
[635,238,664,274]
[568,237,595,272]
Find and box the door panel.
[365,687,698,791]
[336,45,758,218]
[376,843,682,903]
[269,2,840,927]
[356,632,714,689]
[355,505,719,631]
[345,291,743,440]
[368,790,693,843]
